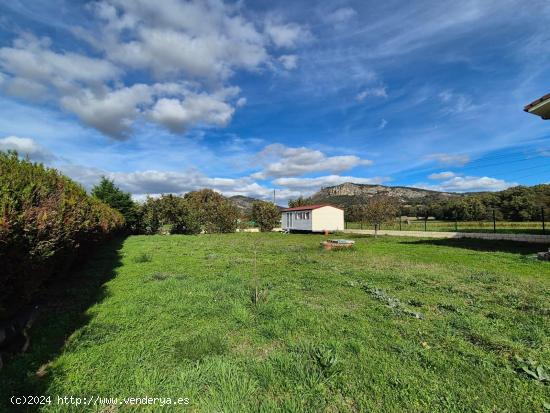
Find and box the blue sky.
[0,0,549,203]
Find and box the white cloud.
[0,35,120,90]
[378,119,388,130]
[0,2,308,139]
[419,175,516,192]
[0,136,55,162]
[265,20,309,49]
[60,84,153,139]
[428,171,457,180]
[323,7,357,26]
[59,163,301,203]
[278,54,299,70]
[426,153,470,166]
[91,0,270,80]
[148,93,235,133]
[356,87,387,101]
[253,143,372,179]
[438,90,476,114]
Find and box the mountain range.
[229,182,458,213]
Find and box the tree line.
[289,184,550,222]
[92,177,281,234]
[402,185,549,221]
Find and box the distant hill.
[307,182,458,207]
[229,195,285,214]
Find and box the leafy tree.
[499,186,539,221]
[184,189,239,233]
[92,177,139,231]
[139,194,201,235]
[251,201,281,232]
[288,197,310,208]
[140,197,162,234]
[345,204,368,223]
[363,195,398,237]
[159,195,201,234]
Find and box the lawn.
[1,233,549,412]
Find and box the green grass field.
[1,233,549,412]
[345,220,547,234]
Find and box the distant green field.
[346,220,547,234]
[1,233,549,412]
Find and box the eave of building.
[524,93,550,119]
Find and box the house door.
[287,213,292,227]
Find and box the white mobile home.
[281,204,344,232]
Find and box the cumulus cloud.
[0,1,308,139]
[419,175,516,192]
[252,144,372,179]
[426,153,470,166]
[428,171,456,180]
[0,35,120,91]
[91,0,270,80]
[356,87,387,101]
[60,84,153,138]
[0,136,55,162]
[59,164,301,203]
[148,93,235,133]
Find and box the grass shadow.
[399,237,544,255]
[0,236,125,412]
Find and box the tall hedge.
[0,152,124,319]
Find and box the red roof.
[282,204,343,212]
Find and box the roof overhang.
[524,93,550,119]
[281,204,343,212]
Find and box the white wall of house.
[282,211,312,231]
[281,206,344,231]
[312,206,344,232]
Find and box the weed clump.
[356,281,424,319]
[133,252,152,263]
[513,356,549,383]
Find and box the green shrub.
[139,194,201,235]
[0,151,124,319]
[92,177,140,232]
[251,201,280,232]
[184,189,239,233]
[133,252,152,263]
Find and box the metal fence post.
[543,207,546,235]
[399,212,402,231]
[424,214,427,232]
[454,210,458,232]
[493,209,496,234]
